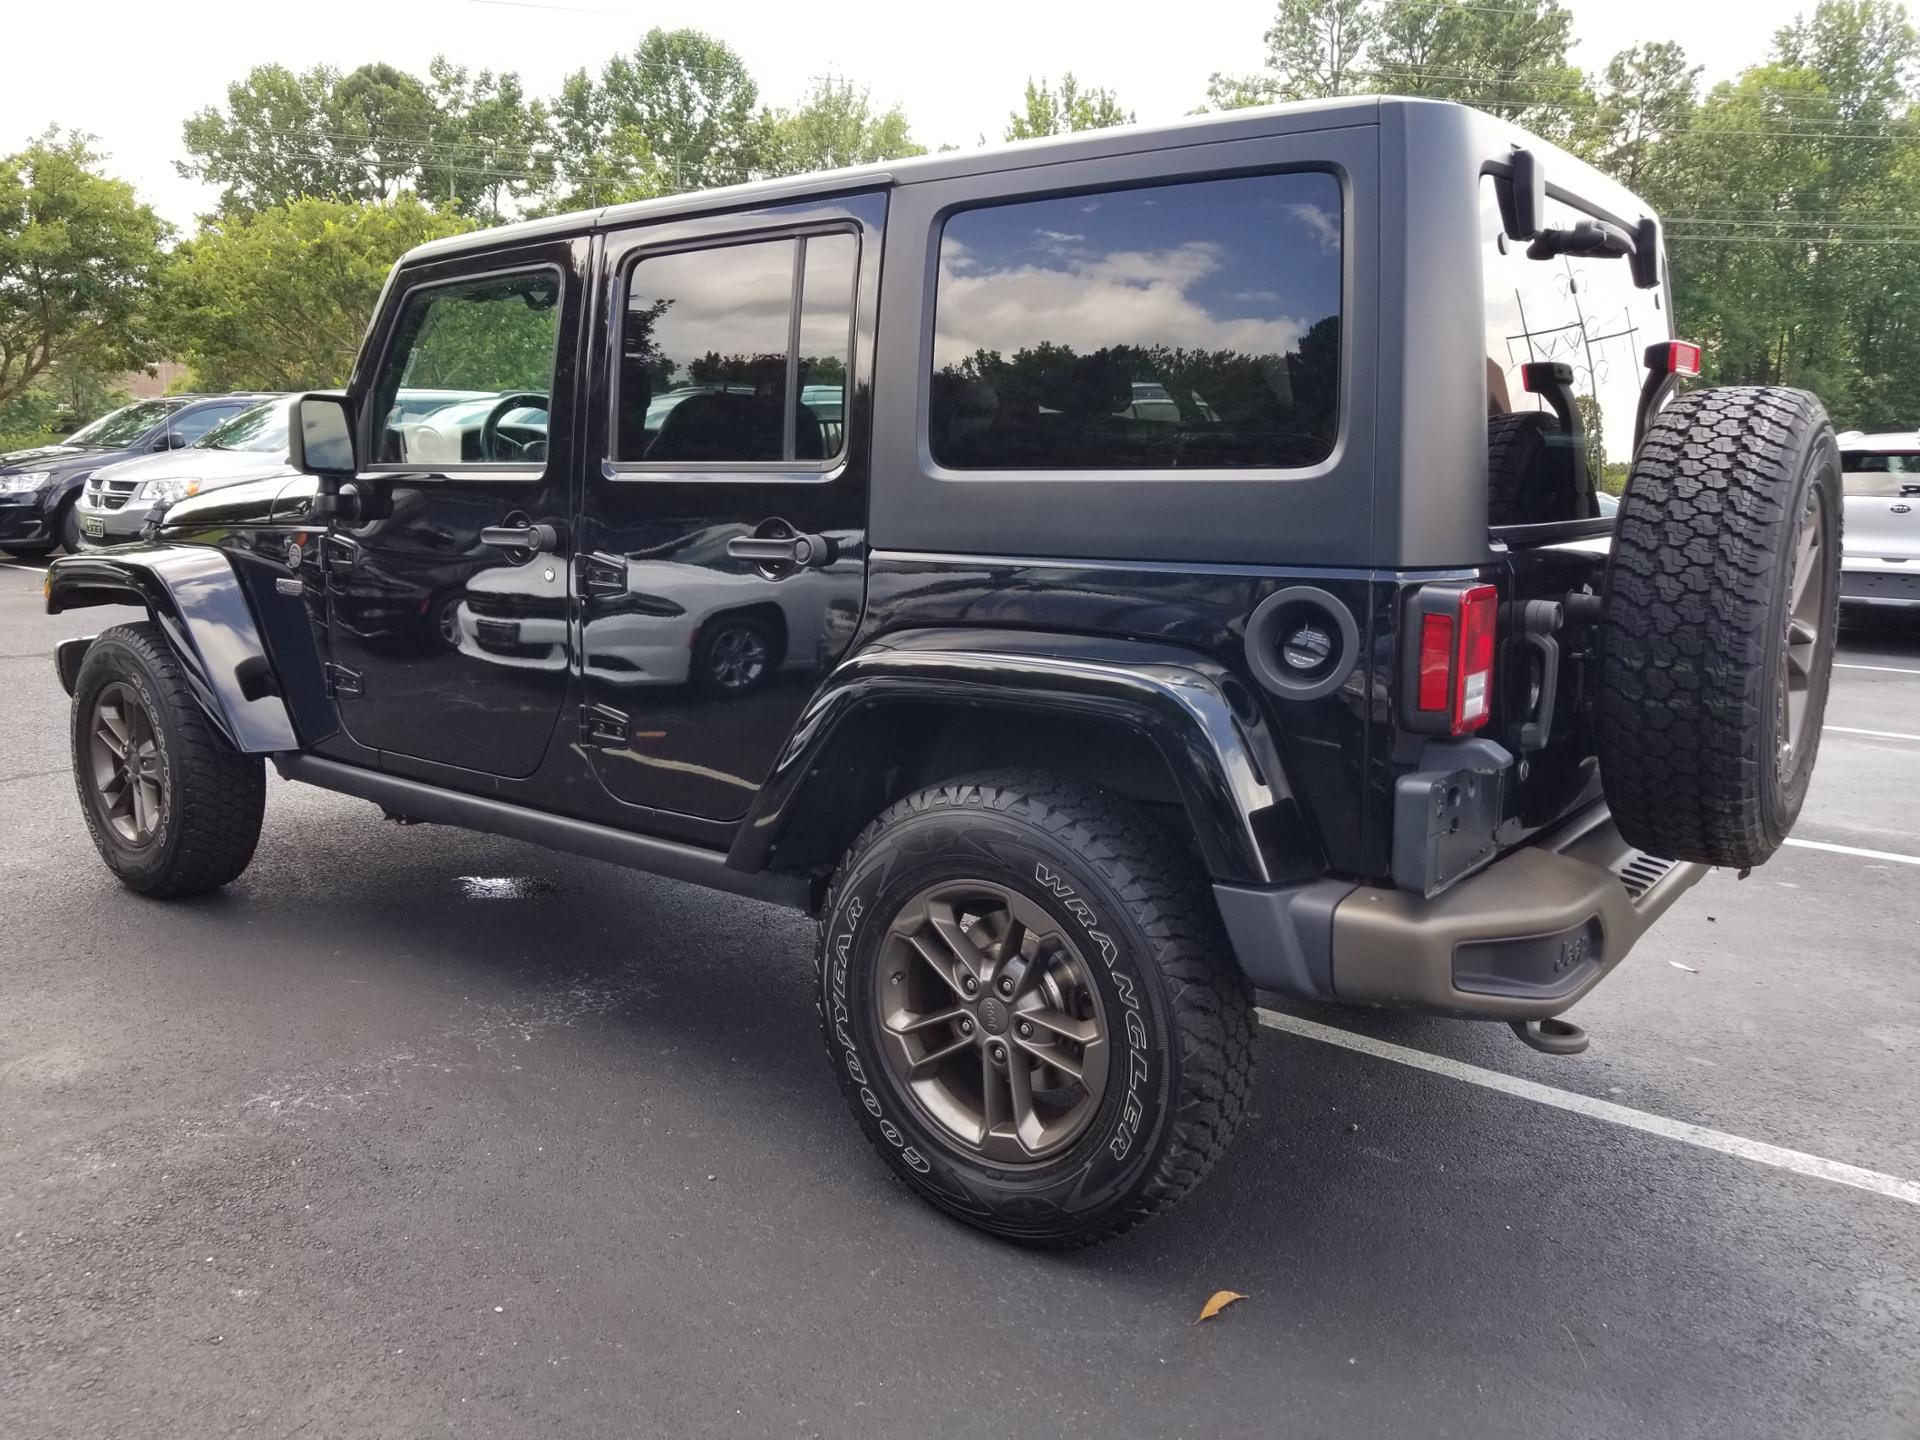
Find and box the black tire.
[1487,410,1585,527]
[1598,387,1842,867]
[692,613,778,696]
[817,771,1256,1248]
[55,495,82,554]
[70,622,266,897]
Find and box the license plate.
[475,618,520,649]
[82,515,105,538]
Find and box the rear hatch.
[1474,171,1668,843]
[1841,448,1920,573]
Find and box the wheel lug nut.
[989,1042,1006,1064]
[997,977,1014,997]
[962,975,978,994]
[1017,1021,1033,1038]
[958,1018,974,1035]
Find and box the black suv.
[0,394,278,557]
[45,98,1843,1247]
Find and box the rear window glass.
[928,171,1343,472]
[1481,176,1668,495]
[1841,449,1920,496]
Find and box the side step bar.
[274,754,814,911]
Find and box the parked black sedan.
[0,393,275,557]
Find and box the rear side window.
[1841,448,1920,496]
[928,171,1343,472]
[617,231,858,466]
[1481,176,1668,495]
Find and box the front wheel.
[71,622,266,897]
[817,771,1256,1247]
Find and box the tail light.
[1405,583,1499,735]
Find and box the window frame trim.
[921,164,1349,481]
[358,260,569,485]
[604,221,862,484]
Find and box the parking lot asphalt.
[2,557,1916,1440]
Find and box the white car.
[1835,431,1920,612]
[454,523,860,694]
[74,396,292,545]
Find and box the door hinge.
[579,703,629,746]
[325,663,363,698]
[581,551,628,596]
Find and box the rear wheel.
[71,623,266,897]
[55,496,82,553]
[693,614,776,696]
[1598,386,1841,867]
[817,771,1256,1247]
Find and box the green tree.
[179,64,351,213]
[330,63,439,202]
[1262,0,1377,99]
[1200,71,1284,110]
[599,29,765,192]
[1369,0,1587,131]
[1575,42,1701,199]
[427,59,555,220]
[162,196,472,390]
[544,67,655,211]
[0,131,171,412]
[766,77,926,175]
[1005,74,1134,140]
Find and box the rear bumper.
[1217,803,1706,1019]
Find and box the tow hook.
[1508,1017,1589,1055]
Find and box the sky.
[8,0,1831,230]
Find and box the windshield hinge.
[579,703,629,747]
[324,663,363,699]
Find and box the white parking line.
[1256,1009,1920,1206]
[1782,837,1920,866]
[1827,725,1920,742]
[1834,662,1920,676]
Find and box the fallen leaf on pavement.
[1668,961,1700,973]
[1196,1290,1247,1323]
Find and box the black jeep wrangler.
[46,97,1842,1247]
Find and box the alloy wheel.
[708,624,769,691]
[1779,483,1829,776]
[88,682,165,846]
[874,880,1110,1165]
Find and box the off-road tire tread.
[74,622,265,897]
[817,769,1256,1248]
[1487,409,1584,527]
[1598,385,1837,866]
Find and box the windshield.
[198,400,291,453]
[66,399,183,448]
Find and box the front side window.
[929,172,1343,472]
[617,231,858,465]
[370,269,561,466]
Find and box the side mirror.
[1507,148,1546,241]
[1630,217,1661,290]
[288,393,357,478]
[166,431,189,449]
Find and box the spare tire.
[1598,387,1841,867]
[1486,410,1586,526]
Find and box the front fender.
[45,544,298,754]
[730,627,1312,886]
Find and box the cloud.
[1287,202,1339,252]
[1036,229,1085,243]
[933,240,1311,365]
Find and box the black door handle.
[480,522,558,552]
[726,530,836,568]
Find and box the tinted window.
[618,232,857,465]
[370,270,561,464]
[929,172,1342,472]
[66,399,183,448]
[1481,177,1668,494]
[170,405,246,446]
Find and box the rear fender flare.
[730,627,1312,885]
[45,546,298,754]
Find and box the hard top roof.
[400,95,1653,268]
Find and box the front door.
[326,240,584,778]
[577,193,883,820]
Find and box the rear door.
[576,192,883,821]
[325,238,584,778]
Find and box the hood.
[0,443,103,473]
[91,447,296,488]
[156,474,317,533]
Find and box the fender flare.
[45,545,299,754]
[729,627,1314,886]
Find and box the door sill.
[274,754,813,910]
